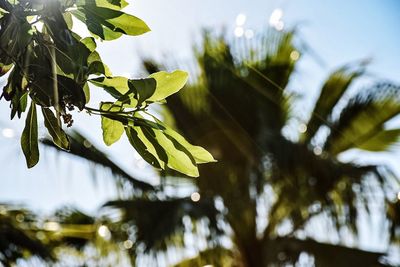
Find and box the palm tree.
[8,28,400,266]
[123,29,400,266]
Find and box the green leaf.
[83,82,90,103]
[149,127,199,177]
[88,51,112,76]
[125,127,162,169]
[76,0,128,10]
[126,115,215,177]
[106,12,149,36]
[356,129,400,152]
[89,76,129,98]
[71,4,150,40]
[147,70,188,102]
[134,121,198,176]
[128,77,156,106]
[42,108,70,150]
[21,102,39,168]
[63,12,73,29]
[149,115,216,164]
[100,102,125,146]
[165,132,216,164]
[81,37,97,52]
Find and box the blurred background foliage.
[1,28,400,266]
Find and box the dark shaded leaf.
[21,101,39,168]
[42,107,70,150]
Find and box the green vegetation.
[0,0,214,176]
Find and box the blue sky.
[0,0,399,218]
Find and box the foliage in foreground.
[0,0,214,176]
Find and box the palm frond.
[264,136,379,235]
[324,82,400,154]
[104,197,220,252]
[303,62,367,144]
[356,129,400,152]
[41,130,154,191]
[50,207,97,250]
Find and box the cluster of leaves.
[0,0,214,176]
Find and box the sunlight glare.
[98,225,111,239]
[290,50,300,61]
[234,27,244,38]
[236,13,247,26]
[298,123,307,133]
[269,8,283,25]
[123,239,133,249]
[269,8,285,31]
[313,146,322,156]
[191,192,201,202]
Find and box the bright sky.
[1,0,399,223]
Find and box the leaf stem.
[84,106,144,116]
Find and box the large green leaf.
[144,125,199,177]
[125,115,215,177]
[89,76,129,98]
[125,126,162,169]
[42,107,70,150]
[21,102,39,168]
[147,70,188,102]
[151,116,216,164]
[100,102,125,145]
[71,3,150,40]
[76,0,128,11]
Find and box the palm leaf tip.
[41,130,154,191]
[325,82,400,154]
[303,62,368,144]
